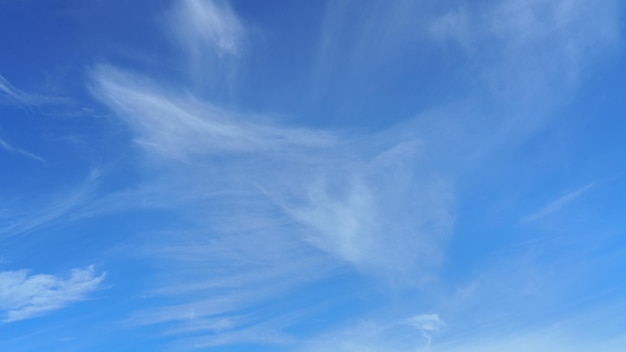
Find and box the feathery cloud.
[90,65,335,161]
[84,0,620,349]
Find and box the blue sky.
[1,0,626,351]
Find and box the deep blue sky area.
[1,1,626,351]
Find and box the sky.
[1,0,626,351]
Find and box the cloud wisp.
[0,74,67,109]
[90,61,455,344]
[165,0,245,89]
[0,75,33,107]
[81,0,621,350]
[168,0,243,58]
[90,65,335,161]
[84,2,458,346]
[299,313,446,352]
[90,63,456,278]
[0,266,105,323]
[522,182,595,222]
[0,173,99,242]
[0,137,45,163]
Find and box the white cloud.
[88,58,456,351]
[0,74,33,106]
[0,173,98,241]
[86,0,618,349]
[91,63,455,283]
[523,182,595,222]
[169,0,244,57]
[0,137,45,163]
[408,314,446,349]
[0,266,105,322]
[276,141,454,281]
[85,2,459,346]
[0,73,65,108]
[300,311,626,352]
[432,0,620,104]
[90,65,335,161]
[317,0,619,111]
[408,313,445,332]
[165,0,246,87]
[300,313,445,352]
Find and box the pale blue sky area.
[1,1,626,351]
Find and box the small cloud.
[407,313,445,332]
[166,0,246,85]
[169,0,244,57]
[0,74,33,106]
[407,313,445,349]
[0,265,105,322]
[300,313,445,352]
[0,137,45,163]
[523,182,595,223]
[0,74,64,108]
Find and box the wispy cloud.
[86,2,458,345]
[90,64,455,281]
[0,74,66,108]
[523,182,595,222]
[315,0,619,112]
[90,65,335,161]
[0,173,98,241]
[0,75,33,106]
[275,141,454,281]
[82,0,621,349]
[0,137,45,163]
[431,0,620,104]
[166,0,245,88]
[0,266,105,322]
[408,313,446,348]
[168,0,243,57]
[300,313,445,352]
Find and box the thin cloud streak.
[0,137,45,163]
[0,73,66,109]
[0,75,32,106]
[523,182,595,222]
[0,174,98,242]
[300,313,445,352]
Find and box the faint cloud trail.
[0,74,32,106]
[523,182,595,223]
[0,137,45,163]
